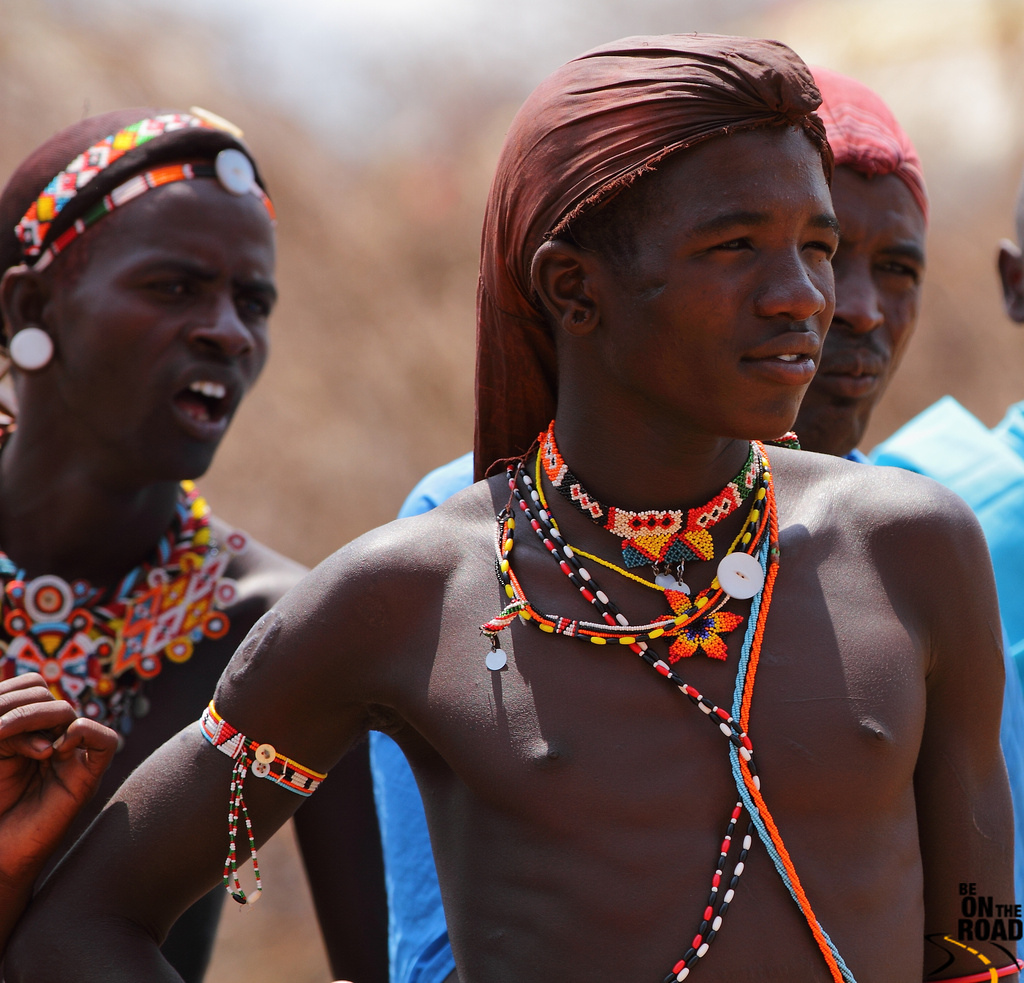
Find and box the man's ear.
[530,239,599,337]
[0,265,50,338]
[998,239,1024,324]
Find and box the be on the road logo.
[958,882,1023,942]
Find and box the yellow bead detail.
[618,637,635,645]
[696,596,708,608]
[590,636,607,645]
[504,584,515,598]
[500,559,510,572]
[649,628,665,639]
[742,532,751,545]
[750,510,760,524]
[540,623,555,633]
[757,487,766,500]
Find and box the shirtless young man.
[371,64,935,983]
[10,37,1015,983]
[0,111,386,981]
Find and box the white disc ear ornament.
[9,326,54,371]
[716,552,764,599]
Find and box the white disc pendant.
[717,552,764,599]
[9,327,53,371]
[486,647,508,671]
[655,572,690,593]
[215,148,255,195]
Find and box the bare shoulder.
[770,447,996,671]
[210,514,307,609]
[251,475,501,637]
[771,446,984,546]
[213,477,503,724]
[317,474,501,591]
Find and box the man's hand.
[0,671,117,950]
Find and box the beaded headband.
[15,112,275,272]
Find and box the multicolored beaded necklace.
[481,439,856,983]
[539,421,760,591]
[0,479,247,739]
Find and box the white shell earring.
[9,326,54,371]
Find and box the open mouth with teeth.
[174,380,229,423]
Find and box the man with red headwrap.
[796,67,928,459]
[11,37,1015,983]
[370,64,937,983]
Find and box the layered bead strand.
[484,453,772,979]
[224,755,262,905]
[481,441,854,982]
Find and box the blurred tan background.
[2,0,1023,978]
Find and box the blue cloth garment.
[370,453,471,983]
[872,396,1024,904]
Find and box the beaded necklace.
[482,449,769,664]
[481,444,856,983]
[0,479,247,739]
[539,421,759,590]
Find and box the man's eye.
[151,280,189,297]
[806,240,837,258]
[878,262,921,284]
[713,238,749,251]
[237,296,271,318]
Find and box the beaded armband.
[200,701,326,904]
[930,955,1024,983]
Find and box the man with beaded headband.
[0,111,387,981]
[11,37,1016,983]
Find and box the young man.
[370,64,934,983]
[873,169,1024,906]
[0,673,116,957]
[11,37,1015,983]
[0,111,386,982]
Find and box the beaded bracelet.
[930,943,1024,983]
[934,961,1023,983]
[200,701,326,904]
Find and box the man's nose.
[833,263,884,334]
[188,297,253,357]
[754,249,832,323]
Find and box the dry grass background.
[2,0,1024,979]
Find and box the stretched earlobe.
[530,239,598,337]
[9,326,54,371]
[998,239,1024,325]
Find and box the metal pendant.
[653,562,689,594]
[486,640,508,671]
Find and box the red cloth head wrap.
[811,66,928,222]
[473,34,834,480]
